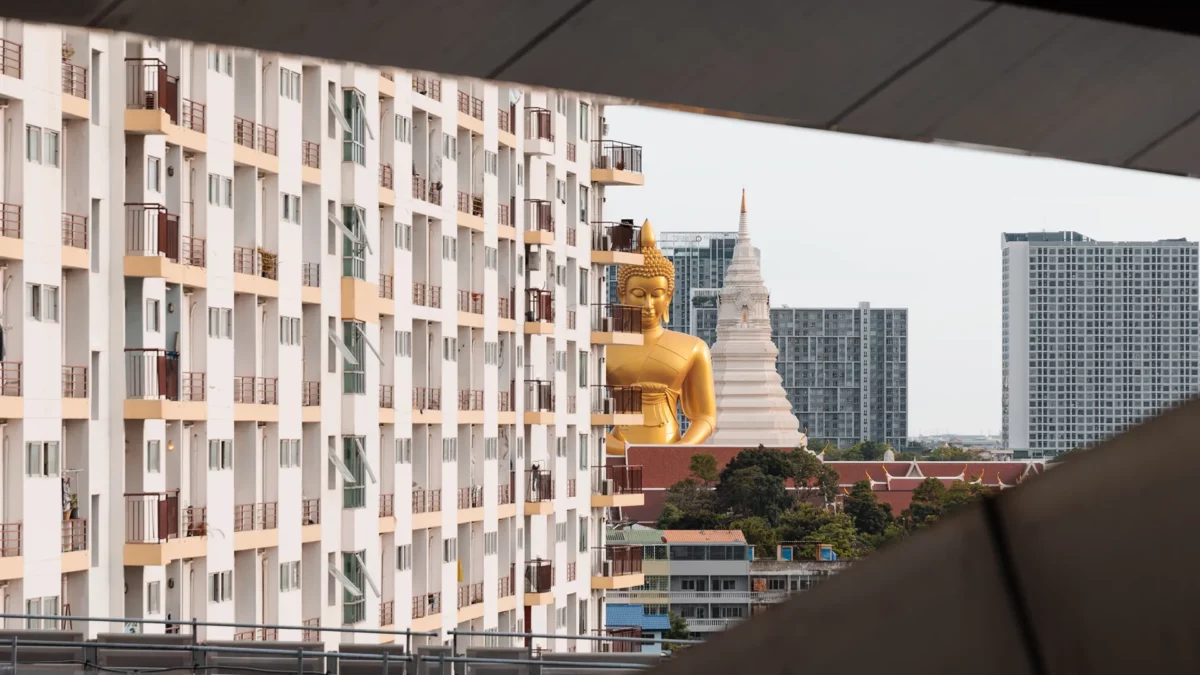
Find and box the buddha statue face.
[622,275,671,329]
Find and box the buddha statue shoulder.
[605,221,716,454]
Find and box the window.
[556,350,567,372]
[341,435,376,509]
[395,222,412,251]
[208,439,233,470]
[442,133,457,159]
[555,522,566,542]
[484,246,498,270]
[279,68,301,101]
[280,561,301,591]
[578,433,589,469]
[395,330,412,357]
[396,544,412,571]
[394,115,411,143]
[222,177,232,207]
[556,265,566,286]
[579,351,589,386]
[579,185,589,222]
[484,437,498,460]
[147,156,161,192]
[484,342,498,365]
[516,436,524,460]
[556,92,567,115]
[338,551,373,625]
[555,436,567,458]
[279,439,301,468]
[25,125,41,163]
[441,438,457,463]
[207,307,233,338]
[25,442,60,477]
[208,49,232,75]
[340,205,368,280]
[208,570,233,602]
[557,179,566,203]
[442,235,457,261]
[147,581,161,614]
[484,150,498,175]
[25,597,59,629]
[394,438,412,464]
[342,89,366,165]
[517,164,523,186]
[282,193,301,223]
[25,283,40,320]
[45,131,60,168]
[443,336,457,362]
[42,286,60,323]
[579,269,589,304]
[579,102,590,141]
[280,316,301,345]
[484,532,498,555]
[208,174,234,207]
[443,537,458,563]
[147,440,161,473]
[578,516,588,552]
[145,298,161,332]
[342,320,366,393]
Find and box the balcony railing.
[596,464,644,495]
[499,391,513,412]
[234,628,279,642]
[526,108,553,141]
[379,493,394,517]
[526,289,554,323]
[0,362,20,397]
[498,202,513,226]
[234,502,278,532]
[458,290,484,314]
[125,348,177,400]
[458,486,484,509]
[302,140,320,168]
[457,191,484,217]
[593,303,642,334]
[0,202,20,239]
[62,519,86,553]
[233,246,257,275]
[567,561,577,581]
[302,498,320,525]
[566,228,577,247]
[412,489,442,514]
[124,491,179,543]
[568,479,577,498]
[184,506,207,537]
[62,365,87,399]
[234,118,278,155]
[457,581,484,609]
[234,376,278,405]
[567,142,577,162]
[498,477,514,506]
[124,59,177,121]
[412,77,441,101]
[526,469,554,502]
[181,98,206,133]
[594,545,644,577]
[593,140,643,173]
[301,618,320,642]
[567,309,577,330]
[380,600,394,627]
[182,372,206,402]
[379,163,394,189]
[301,381,320,407]
[525,380,554,413]
[234,116,256,149]
[498,109,513,134]
[379,384,394,409]
[498,573,514,599]
[526,199,554,233]
[182,235,206,267]
[412,591,442,620]
[62,62,87,98]
[458,389,483,411]
[412,175,425,200]
[379,274,394,299]
[1,39,22,79]
[568,395,577,414]
[125,203,179,259]
[525,559,553,593]
[498,295,514,320]
[591,221,642,253]
[413,387,441,411]
[302,262,320,287]
[592,384,643,415]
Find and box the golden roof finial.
[640,219,657,249]
[740,189,747,214]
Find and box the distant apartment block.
[1002,231,1200,453]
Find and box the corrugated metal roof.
[607,604,671,632]
[663,530,747,543]
[607,528,666,545]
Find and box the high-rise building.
[0,22,647,647]
[770,304,909,449]
[1001,231,1200,453]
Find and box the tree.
[940,479,988,516]
[842,480,893,535]
[775,502,835,543]
[718,465,790,524]
[663,612,691,651]
[926,445,982,461]
[688,453,719,486]
[789,448,840,504]
[730,516,778,556]
[663,478,718,514]
[903,476,946,528]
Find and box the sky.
[600,105,1200,437]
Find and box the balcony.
[124,204,205,286]
[591,384,644,427]
[458,485,484,511]
[412,176,443,206]
[233,628,279,642]
[592,464,645,508]
[592,140,644,186]
[591,221,644,266]
[498,109,515,144]
[412,282,442,309]
[525,289,554,334]
[379,162,394,189]
[180,98,205,133]
[233,376,278,422]
[62,365,88,419]
[567,227,577,247]
[301,140,321,184]
[457,290,484,327]
[568,479,577,498]
[124,349,204,420]
[525,469,554,515]
[412,591,442,634]
[0,522,18,581]
[591,304,644,346]
[567,561,577,582]
[233,116,279,172]
[413,386,442,424]
[457,581,484,617]
[379,384,394,409]
[232,246,279,297]
[379,273,394,303]
[591,545,645,590]
[0,202,19,260]
[525,559,554,602]
[182,235,206,268]
[524,380,554,426]
[1,38,21,79]
[379,600,395,628]
[498,478,514,506]
[498,294,515,320]
[233,502,278,551]
[498,566,515,598]
[457,191,484,231]
[301,381,320,407]
[379,493,394,518]
[123,491,205,566]
[411,76,441,102]
[301,497,320,542]
[62,519,87,571]
[457,91,484,121]
[524,199,554,245]
[61,61,88,118]
[123,59,205,151]
[412,488,441,530]
[525,108,554,155]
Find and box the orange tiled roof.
[662,530,747,543]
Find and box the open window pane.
[328,566,362,597]
[354,91,375,140]
[327,91,352,132]
[352,436,378,483]
[328,332,359,366]
[354,551,381,597]
[354,323,384,365]
[327,448,357,483]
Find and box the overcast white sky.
[601,105,1200,437]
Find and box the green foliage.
[688,453,719,485]
[925,445,982,461]
[729,516,778,554]
[658,480,722,529]
[663,612,691,650]
[842,480,893,535]
[821,440,892,461]
[902,476,987,528]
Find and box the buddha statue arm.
[678,341,716,444]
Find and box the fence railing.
[525,380,554,413]
[526,199,554,232]
[379,493,394,517]
[412,76,441,101]
[1,39,22,79]
[182,235,206,267]
[526,289,554,323]
[124,491,179,543]
[125,349,176,400]
[62,519,86,553]
[181,98,205,132]
[458,389,484,411]
[592,140,643,173]
[233,502,278,532]
[592,303,641,333]
[302,381,320,407]
[379,384,394,409]
[591,221,642,252]
[0,362,19,397]
[125,203,179,259]
[412,489,442,514]
[526,108,553,141]
[413,387,441,411]
[525,559,553,593]
[457,581,484,609]
[302,140,320,168]
[182,372,206,402]
[0,202,20,239]
[62,365,87,398]
[498,109,513,134]
[591,384,643,415]
[526,469,554,503]
[498,295,514,320]
[458,290,484,314]
[379,163,394,189]
[458,486,484,509]
[379,600,394,627]
[379,273,394,299]
[596,464,644,495]
[302,498,320,525]
[233,376,278,405]
[302,262,320,287]
[61,62,86,98]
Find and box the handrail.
[61,62,86,98]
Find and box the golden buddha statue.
[605,221,716,454]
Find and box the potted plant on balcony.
[69,493,79,520]
[62,43,75,63]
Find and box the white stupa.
[708,191,806,449]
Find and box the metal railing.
[302,261,320,287]
[499,390,513,412]
[124,58,177,121]
[458,389,484,411]
[567,142,577,162]
[593,303,642,333]
[379,493,394,517]
[379,384,394,409]
[412,489,441,514]
[498,202,513,226]
[380,600,394,627]
[125,348,177,400]
[592,384,643,415]
[184,506,207,537]
[567,561,577,581]
[233,246,257,275]
[234,376,278,405]
[62,365,87,398]
[526,289,554,323]
[498,108,513,133]
[592,221,642,252]
[379,163,394,189]
[458,290,484,314]
[457,581,484,609]
[124,491,179,543]
[412,76,441,101]
[593,140,643,173]
[412,281,428,306]
[526,199,554,232]
[568,479,577,498]
[498,295,514,320]
[301,381,320,406]
[498,572,514,598]
[233,502,278,532]
[125,203,179,259]
[567,227,577,247]
[526,469,554,502]
[181,98,206,132]
[62,62,86,98]
[568,309,577,330]
[63,211,89,247]
[379,273,394,299]
[302,140,320,168]
[413,591,442,620]
[525,380,554,413]
[0,523,19,558]
[1,39,22,79]
[234,116,256,148]
[596,464,644,495]
[458,486,484,509]
[412,175,426,200]
[0,362,19,397]
[62,519,87,553]
[182,235,206,267]
[525,559,553,593]
[594,545,644,577]
[182,372,206,402]
[526,107,553,141]
[413,386,441,411]
[0,202,20,238]
[498,478,514,505]
[302,497,320,525]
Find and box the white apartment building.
[1002,231,1200,454]
[0,20,649,649]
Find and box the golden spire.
[641,219,657,249]
[740,189,747,214]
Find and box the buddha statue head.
[617,221,675,329]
